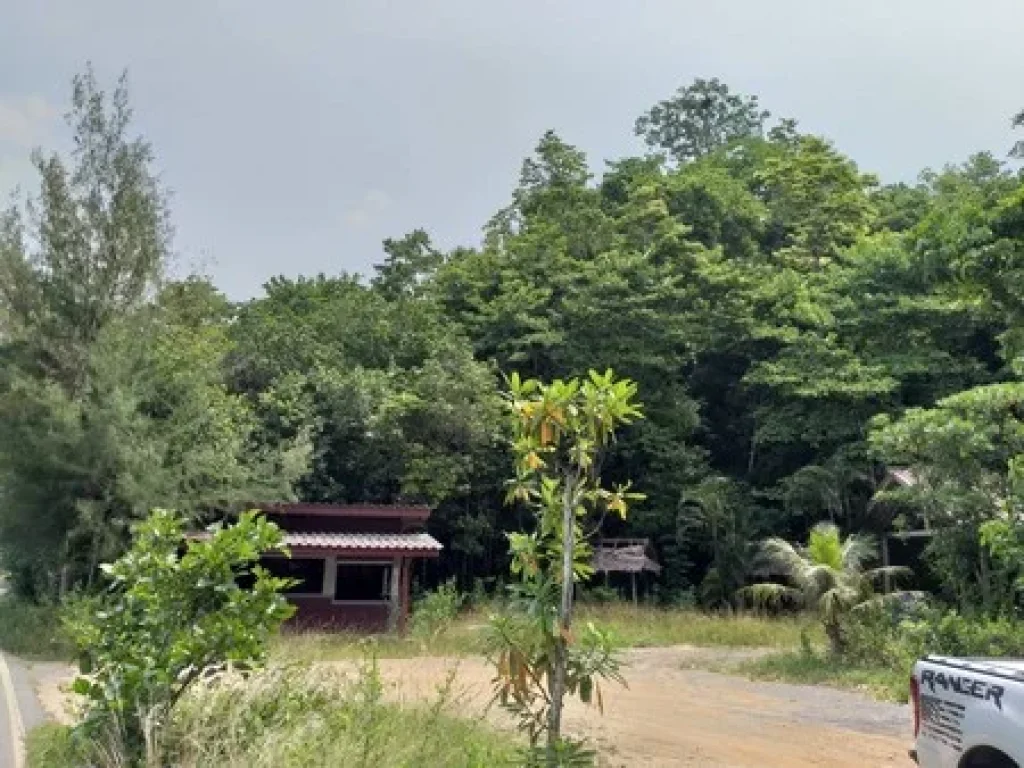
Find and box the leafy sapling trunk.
[489,370,643,766]
[547,473,580,757]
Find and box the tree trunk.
[547,480,577,764]
[825,617,845,656]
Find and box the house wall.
[275,555,410,633]
[287,596,391,631]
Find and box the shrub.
[0,597,73,660]
[410,580,465,641]
[26,723,87,768]
[64,509,295,765]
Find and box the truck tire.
[960,747,1019,768]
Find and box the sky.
[1,1,1022,299]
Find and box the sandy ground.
[341,647,915,768]
[31,647,914,768]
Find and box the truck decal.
[920,694,964,752]
[920,669,1006,711]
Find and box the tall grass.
[0,597,74,660]
[739,648,909,702]
[27,661,516,768]
[276,603,821,663]
[576,604,820,649]
[166,661,513,768]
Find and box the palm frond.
[799,563,840,596]
[806,523,843,570]
[863,565,913,588]
[756,537,807,578]
[840,533,878,573]
[738,582,802,609]
[852,590,928,612]
[819,585,861,622]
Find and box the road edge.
[0,651,26,768]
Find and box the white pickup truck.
[911,656,1024,767]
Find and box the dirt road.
[33,647,914,767]
[353,647,914,768]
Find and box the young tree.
[66,509,295,764]
[744,522,906,654]
[489,370,643,765]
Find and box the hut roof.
[593,538,661,574]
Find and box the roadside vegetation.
[276,603,817,663]
[0,598,73,660]
[29,663,513,768]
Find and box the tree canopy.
[2,70,1024,613]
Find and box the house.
[255,503,443,632]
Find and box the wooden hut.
[592,538,661,604]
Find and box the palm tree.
[743,522,909,654]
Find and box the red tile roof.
[283,532,442,553]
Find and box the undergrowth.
[276,603,820,663]
[0,597,73,660]
[740,648,909,702]
[27,661,515,768]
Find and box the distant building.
[254,503,442,632]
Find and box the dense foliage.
[2,68,1024,617]
[65,510,295,764]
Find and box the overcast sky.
[1,1,1022,298]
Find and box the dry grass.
[274,604,820,663]
[27,663,515,768]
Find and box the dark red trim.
[256,503,431,521]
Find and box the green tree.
[634,78,769,164]
[758,135,878,268]
[489,371,643,764]
[371,228,444,300]
[870,383,1024,612]
[0,65,169,395]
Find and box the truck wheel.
[960,747,1019,768]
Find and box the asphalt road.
[0,653,20,768]
[0,652,47,768]
[0,666,13,768]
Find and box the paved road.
[0,652,48,768]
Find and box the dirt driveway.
[348,647,915,768]
[33,646,914,767]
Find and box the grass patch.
[273,619,487,662]
[26,723,86,768]
[276,604,820,663]
[576,604,820,649]
[27,663,515,768]
[0,597,74,660]
[739,649,908,702]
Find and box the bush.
[27,662,514,768]
[410,580,465,641]
[751,605,1024,703]
[0,597,73,660]
[26,723,86,768]
[64,509,295,764]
